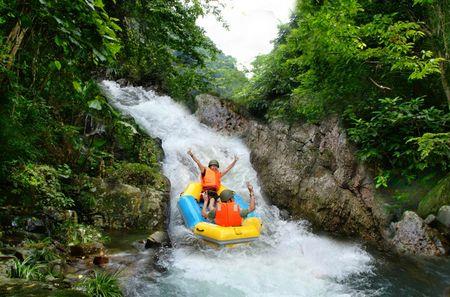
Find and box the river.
[101,81,450,297]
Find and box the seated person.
[187,148,238,208]
[201,182,256,227]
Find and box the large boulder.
[390,211,446,256]
[195,94,387,243]
[87,177,169,231]
[417,174,450,218]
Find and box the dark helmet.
[220,189,234,202]
[208,160,220,168]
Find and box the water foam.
[101,81,374,297]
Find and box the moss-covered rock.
[112,117,163,167]
[84,175,169,231]
[106,162,167,190]
[0,276,88,297]
[417,174,450,218]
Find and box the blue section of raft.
[178,195,205,228]
[177,193,257,229]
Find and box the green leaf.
[117,121,138,134]
[72,81,82,93]
[92,139,106,148]
[53,60,61,70]
[88,99,102,110]
[93,48,107,62]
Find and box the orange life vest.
[214,201,243,227]
[201,168,221,190]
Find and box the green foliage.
[240,0,447,120]
[9,240,65,280]
[113,120,158,165]
[0,0,224,275]
[29,247,60,263]
[106,162,164,188]
[235,0,450,184]
[374,170,391,189]
[57,221,107,246]
[0,0,125,187]
[409,132,450,169]
[9,163,74,209]
[347,97,449,180]
[0,0,220,203]
[201,53,248,99]
[109,0,219,103]
[22,238,60,263]
[80,270,122,297]
[22,237,53,249]
[9,257,43,281]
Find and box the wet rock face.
[390,211,446,256]
[195,94,249,137]
[195,94,386,242]
[88,177,170,231]
[246,119,385,241]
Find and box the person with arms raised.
[187,148,238,208]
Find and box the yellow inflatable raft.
[177,183,262,245]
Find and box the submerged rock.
[195,94,386,243]
[390,211,446,256]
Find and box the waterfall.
[101,81,374,297]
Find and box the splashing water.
[101,81,375,297]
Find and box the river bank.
[0,107,171,296]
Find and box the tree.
[237,0,450,182]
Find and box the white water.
[101,81,375,297]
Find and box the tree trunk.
[5,20,29,70]
[440,61,450,109]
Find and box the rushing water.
[101,81,450,297]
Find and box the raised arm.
[246,182,256,213]
[221,155,238,176]
[188,149,206,174]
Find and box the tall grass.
[30,247,60,263]
[80,270,123,297]
[9,257,43,280]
